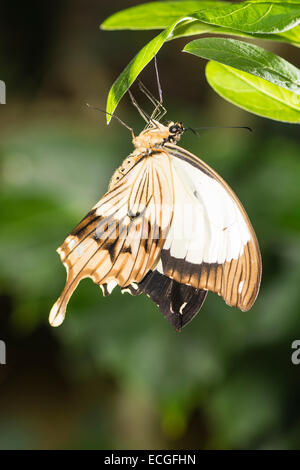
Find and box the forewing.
[157,144,262,312]
[49,151,174,327]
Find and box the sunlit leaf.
[101,1,300,47]
[205,61,300,123]
[101,1,229,30]
[169,19,300,47]
[104,2,300,119]
[194,1,300,34]
[106,18,190,123]
[184,38,300,94]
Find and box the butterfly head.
[167,121,185,143]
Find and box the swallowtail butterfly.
[49,83,261,331]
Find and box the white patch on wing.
[238,280,245,294]
[74,238,91,258]
[66,236,77,251]
[156,259,163,274]
[121,288,131,295]
[165,156,251,265]
[107,280,118,294]
[99,285,105,295]
[57,246,63,256]
[49,303,64,327]
[179,302,187,314]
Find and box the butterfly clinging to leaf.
[49,60,261,331]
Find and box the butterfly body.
[108,120,180,189]
[132,120,184,151]
[49,120,261,330]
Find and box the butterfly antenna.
[86,103,135,138]
[185,127,200,136]
[189,125,253,133]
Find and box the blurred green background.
[0,0,300,450]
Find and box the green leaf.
[184,38,300,94]
[167,18,213,39]
[101,1,300,46]
[106,18,190,123]
[205,61,300,123]
[101,1,229,30]
[250,0,300,4]
[105,1,300,120]
[101,1,300,33]
[169,19,300,47]
[193,1,300,34]
[278,23,300,44]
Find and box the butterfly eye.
[169,125,178,134]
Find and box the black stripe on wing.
[122,270,207,331]
[163,143,214,177]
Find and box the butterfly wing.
[49,151,174,327]
[154,143,262,312]
[122,269,208,331]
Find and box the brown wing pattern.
[49,151,174,327]
[160,242,259,312]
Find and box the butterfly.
[49,77,262,332]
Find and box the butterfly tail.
[49,273,81,327]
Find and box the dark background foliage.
[0,0,299,449]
